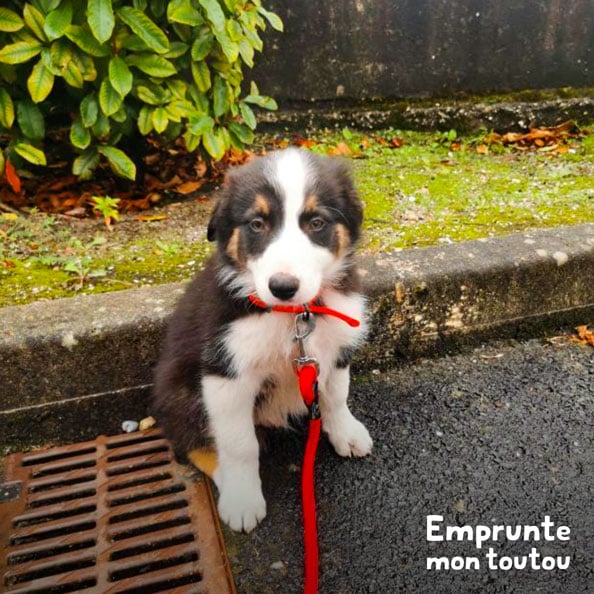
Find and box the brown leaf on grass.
[569,325,594,347]
[476,144,489,155]
[391,137,405,148]
[294,138,317,149]
[486,120,587,154]
[328,141,353,156]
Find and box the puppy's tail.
[187,448,219,480]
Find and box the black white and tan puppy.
[152,148,372,532]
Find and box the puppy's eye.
[248,217,266,233]
[309,217,326,232]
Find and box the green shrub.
[0,0,282,181]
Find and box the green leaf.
[117,7,169,54]
[0,41,43,64]
[188,85,209,113]
[91,110,110,138]
[23,4,47,41]
[38,0,62,12]
[70,117,91,149]
[98,145,136,180]
[48,38,72,71]
[198,0,226,31]
[137,105,154,134]
[215,29,239,63]
[166,79,188,99]
[203,127,226,159]
[135,84,167,105]
[257,6,283,32]
[44,0,73,41]
[73,148,100,179]
[126,54,176,77]
[109,56,132,97]
[191,30,214,61]
[228,121,254,145]
[0,87,15,128]
[152,106,168,133]
[183,130,200,152]
[17,99,45,139]
[88,0,115,43]
[164,41,189,59]
[66,24,110,56]
[167,0,204,26]
[14,142,46,165]
[191,60,211,92]
[62,59,84,88]
[213,76,230,118]
[0,149,5,176]
[242,23,262,52]
[239,102,256,130]
[99,78,122,116]
[80,93,99,127]
[110,106,128,123]
[164,101,188,121]
[188,114,214,135]
[238,38,254,67]
[244,91,277,111]
[0,8,24,33]
[27,59,55,103]
[72,49,97,82]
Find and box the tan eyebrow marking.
[254,194,270,215]
[304,194,319,214]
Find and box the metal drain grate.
[0,429,236,594]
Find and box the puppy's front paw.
[217,481,267,533]
[326,414,373,458]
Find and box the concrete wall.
[252,0,594,101]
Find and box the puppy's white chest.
[222,290,366,379]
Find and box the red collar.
[248,294,360,327]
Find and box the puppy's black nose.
[269,273,300,301]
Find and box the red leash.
[249,293,360,594]
[298,363,322,594]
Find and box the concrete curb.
[258,96,594,133]
[1,223,593,447]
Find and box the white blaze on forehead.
[273,148,309,222]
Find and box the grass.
[347,128,594,250]
[1,125,593,308]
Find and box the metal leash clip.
[293,309,319,373]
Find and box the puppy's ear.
[206,176,234,242]
[206,198,221,242]
[336,160,363,243]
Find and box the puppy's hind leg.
[202,374,266,533]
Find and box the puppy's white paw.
[217,481,267,533]
[326,414,373,458]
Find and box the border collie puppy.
[152,148,372,532]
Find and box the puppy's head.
[207,148,363,305]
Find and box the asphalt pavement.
[225,337,594,594]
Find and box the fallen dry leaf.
[568,325,594,347]
[328,141,353,157]
[135,214,167,222]
[4,159,21,193]
[175,180,205,194]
